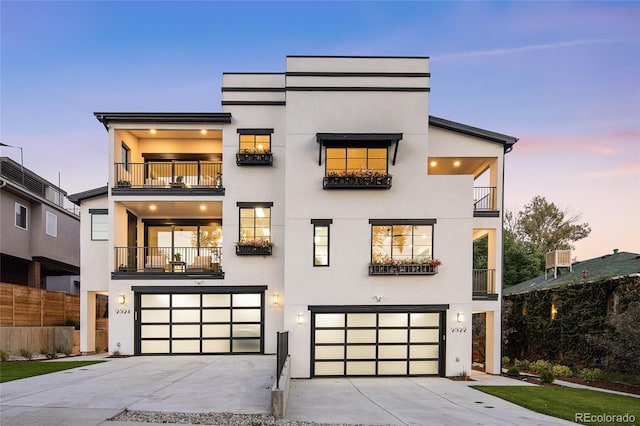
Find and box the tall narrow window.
[121,143,130,170]
[46,212,58,237]
[15,203,27,230]
[312,219,332,266]
[90,209,108,241]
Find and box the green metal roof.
[504,251,640,296]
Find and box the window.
[238,203,272,243]
[45,212,57,237]
[326,147,387,175]
[90,209,108,241]
[312,219,332,266]
[370,219,436,263]
[238,130,272,153]
[15,203,27,230]
[121,143,130,170]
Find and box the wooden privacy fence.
[0,282,80,326]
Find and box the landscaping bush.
[0,349,9,362]
[507,366,520,376]
[578,368,603,382]
[530,359,552,374]
[502,356,511,367]
[539,369,556,383]
[552,364,573,378]
[19,348,32,360]
[514,359,531,371]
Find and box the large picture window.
[370,220,435,264]
[144,221,222,265]
[326,147,387,175]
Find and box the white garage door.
[134,286,265,355]
[312,309,444,377]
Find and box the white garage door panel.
[313,310,443,377]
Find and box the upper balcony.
[113,161,223,195]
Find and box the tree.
[511,196,591,254]
[502,196,591,288]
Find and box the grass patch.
[0,361,105,383]
[472,386,640,425]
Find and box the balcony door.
[144,220,222,266]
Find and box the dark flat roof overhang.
[429,116,518,153]
[316,133,403,166]
[94,112,232,131]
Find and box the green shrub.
[578,368,603,382]
[0,349,9,362]
[507,366,520,376]
[530,359,552,374]
[502,356,511,367]
[514,359,531,371]
[552,364,573,378]
[45,352,58,359]
[539,369,556,383]
[19,348,33,360]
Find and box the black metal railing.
[236,152,273,166]
[473,269,496,294]
[114,161,223,188]
[114,246,222,273]
[276,330,289,389]
[323,175,392,190]
[369,263,438,276]
[473,187,497,211]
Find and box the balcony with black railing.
[473,187,498,217]
[473,269,497,300]
[113,246,223,279]
[113,161,224,195]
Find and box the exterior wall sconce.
[118,293,126,305]
[297,312,305,325]
[456,312,465,323]
[272,292,279,305]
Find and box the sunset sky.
[1,1,638,261]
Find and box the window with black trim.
[237,129,273,166]
[370,220,436,264]
[90,210,108,241]
[326,147,387,175]
[239,134,271,153]
[121,143,130,170]
[312,219,332,266]
[238,203,272,243]
[15,202,27,230]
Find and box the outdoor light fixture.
[297,312,305,325]
[118,294,126,305]
[150,129,157,134]
[456,312,465,323]
[272,292,279,305]
[200,129,207,135]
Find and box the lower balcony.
[113,246,223,279]
[473,269,497,300]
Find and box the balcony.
[113,161,224,195]
[323,174,392,190]
[473,187,498,217]
[113,246,223,279]
[473,269,497,300]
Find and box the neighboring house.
[70,56,517,378]
[0,157,80,292]
[503,249,640,366]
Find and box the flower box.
[368,263,438,276]
[235,245,273,256]
[236,152,273,166]
[323,175,392,190]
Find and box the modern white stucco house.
[70,55,516,378]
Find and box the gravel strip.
[109,409,369,426]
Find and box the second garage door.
[311,306,446,377]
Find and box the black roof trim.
[94,112,232,129]
[222,72,283,75]
[237,128,274,135]
[287,86,429,92]
[317,133,403,143]
[429,116,518,152]
[221,87,285,92]
[131,285,267,294]
[287,55,430,59]
[222,101,286,106]
[237,201,274,208]
[68,186,108,205]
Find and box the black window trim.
[316,133,402,166]
[369,219,437,263]
[90,209,108,241]
[15,202,28,230]
[237,202,273,243]
[311,219,333,267]
[237,128,274,135]
[324,146,390,177]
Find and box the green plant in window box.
[236,239,274,248]
[117,180,131,187]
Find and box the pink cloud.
[583,163,640,178]
[516,130,639,155]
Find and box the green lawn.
[472,386,640,426]
[0,361,105,383]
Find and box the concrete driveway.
[0,355,275,426]
[1,355,575,426]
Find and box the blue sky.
[1,1,639,260]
